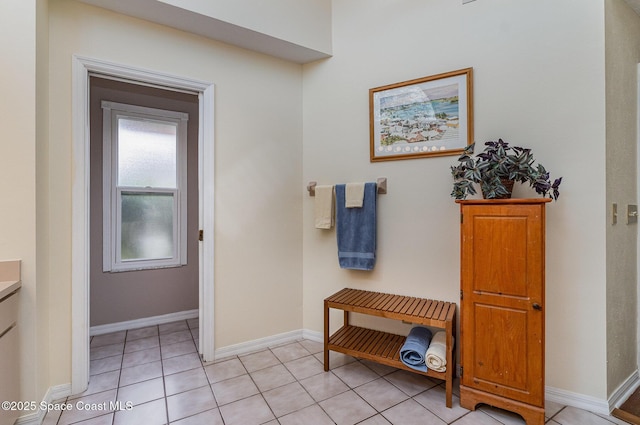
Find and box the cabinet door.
[461,203,545,407]
[0,325,20,425]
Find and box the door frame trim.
[637,63,640,375]
[71,55,215,394]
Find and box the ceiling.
[74,0,640,61]
[77,0,331,64]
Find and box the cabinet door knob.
[532,303,542,311]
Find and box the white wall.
[5,0,621,409]
[48,0,303,386]
[302,0,608,400]
[35,0,51,406]
[0,0,49,405]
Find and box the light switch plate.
[628,204,638,224]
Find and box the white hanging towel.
[314,185,335,229]
[345,182,365,208]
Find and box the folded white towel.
[425,331,450,372]
[314,185,335,229]
[345,182,365,208]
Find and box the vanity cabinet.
[457,199,549,425]
[0,260,21,425]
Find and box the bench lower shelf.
[324,288,456,408]
[327,324,448,382]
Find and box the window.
[102,101,188,272]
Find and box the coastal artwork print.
[370,68,473,162]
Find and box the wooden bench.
[324,288,457,408]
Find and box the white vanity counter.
[0,260,21,298]
[0,280,21,300]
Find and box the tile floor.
[42,319,629,425]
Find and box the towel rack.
[307,177,387,196]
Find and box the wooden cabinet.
[457,199,549,425]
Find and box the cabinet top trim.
[455,198,552,205]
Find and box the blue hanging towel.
[335,182,377,270]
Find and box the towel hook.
[307,178,387,196]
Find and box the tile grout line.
[268,343,334,422]
[198,324,219,425]
[156,324,170,425]
[243,347,279,424]
[163,319,214,424]
[331,359,385,423]
[110,328,128,425]
[363,360,455,425]
[546,405,566,424]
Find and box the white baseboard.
[90,309,198,336]
[15,383,72,425]
[48,383,72,403]
[545,385,610,415]
[14,411,40,425]
[608,369,640,411]
[302,328,323,343]
[214,329,305,360]
[544,370,639,415]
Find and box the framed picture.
[369,68,473,162]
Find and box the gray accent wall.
[89,77,199,326]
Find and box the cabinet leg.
[460,386,544,425]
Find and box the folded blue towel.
[335,182,377,270]
[399,326,433,372]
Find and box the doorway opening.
[89,77,199,330]
[71,56,215,395]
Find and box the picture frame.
[369,68,473,162]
